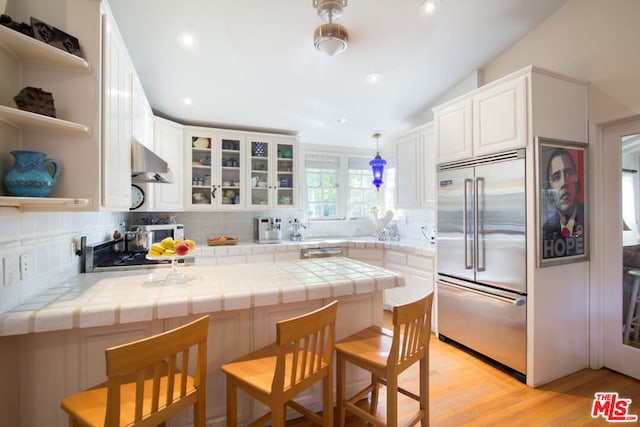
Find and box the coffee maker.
[254,217,283,244]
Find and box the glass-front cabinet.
[247,136,296,208]
[186,128,245,209]
[186,127,296,210]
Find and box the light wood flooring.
[288,311,640,427]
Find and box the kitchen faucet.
[289,218,306,241]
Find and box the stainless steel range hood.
[131,138,173,184]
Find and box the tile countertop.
[196,237,436,257]
[0,257,405,337]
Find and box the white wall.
[482,0,640,124]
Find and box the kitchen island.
[0,257,404,427]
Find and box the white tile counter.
[0,257,404,336]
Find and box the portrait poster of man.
[537,138,589,266]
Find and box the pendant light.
[369,132,387,190]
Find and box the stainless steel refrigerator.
[437,149,527,378]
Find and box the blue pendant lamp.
[369,132,386,190]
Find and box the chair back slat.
[104,315,209,426]
[166,355,177,407]
[275,301,338,393]
[391,294,434,367]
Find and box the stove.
[83,238,187,272]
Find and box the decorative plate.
[130,184,145,210]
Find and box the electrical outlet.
[20,253,32,280]
[3,255,20,286]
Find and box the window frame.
[302,147,388,221]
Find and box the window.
[348,157,378,218]
[304,151,383,219]
[305,154,340,218]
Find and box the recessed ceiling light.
[420,0,442,15]
[366,73,382,85]
[336,117,347,124]
[178,32,196,48]
[183,97,192,106]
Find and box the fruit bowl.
[145,238,198,285]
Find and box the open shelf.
[0,196,91,210]
[0,105,91,134]
[0,24,90,70]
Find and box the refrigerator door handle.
[475,177,485,272]
[441,280,526,306]
[464,178,473,270]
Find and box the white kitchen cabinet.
[149,116,184,211]
[185,127,246,210]
[435,77,526,163]
[184,126,297,211]
[434,98,472,164]
[131,72,154,148]
[247,136,297,209]
[421,123,436,207]
[101,8,133,210]
[472,76,527,157]
[383,250,434,307]
[394,122,436,209]
[395,131,420,208]
[434,67,584,165]
[383,249,435,329]
[347,246,384,267]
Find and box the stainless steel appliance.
[436,149,527,379]
[128,223,184,245]
[254,217,283,243]
[301,247,344,258]
[131,138,173,183]
[82,238,187,273]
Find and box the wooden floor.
[288,311,640,427]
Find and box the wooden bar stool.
[335,293,434,427]
[221,301,338,427]
[61,315,210,427]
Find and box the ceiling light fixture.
[366,72,382,85]
[313,0,349,56]
[420,0,442,15]
[369,132,387,190]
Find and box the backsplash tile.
[0,209,124,313]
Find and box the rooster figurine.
[370,207,394,233]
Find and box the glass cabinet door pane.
[190,136,213,207]
[220,138,242,206]
[276,142,294,206]
[250,139,270,206]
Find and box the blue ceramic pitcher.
[4,150,60,197]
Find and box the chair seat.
[61,364,197,426]
[222,344,331,397]
[334,326,394,371]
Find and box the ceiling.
[108,0,568,150]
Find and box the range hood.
[131,138,173,184]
